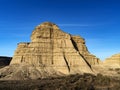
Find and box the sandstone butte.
[0,22,119,80]
[103,53,120,68]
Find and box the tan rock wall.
[4,22,103,79]
[71,36,100,65]
[103,54,120,68]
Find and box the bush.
[0,73,119,90]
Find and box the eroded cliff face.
[0,22,100,80]
[103,54,120,68]
[71,36,100,65]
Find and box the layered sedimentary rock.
[71,36,100,65]
[0,22,100,80]
[103,53,120,68]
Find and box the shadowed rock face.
[0,56,12,68]
[0,22,100,80]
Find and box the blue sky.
[0,0,120,60]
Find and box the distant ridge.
[0,56,12,68]
[103,53,120,68]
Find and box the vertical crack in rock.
[71,36,93,71]
[71,37,79,51]
[63,52,70,72]
[50,28,54,65]
[79,53,93,71]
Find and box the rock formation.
[103,53,120,68]
[0,22,100,80]
[71,36,100,65]
[91,54,120,77]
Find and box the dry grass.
[0,73,119,90]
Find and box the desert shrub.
[95,74,111,86]
[115,68,120,71]
[109,68,114,71]
[117,72,120,74]
[67,74,81,83]
[0,74,119,90]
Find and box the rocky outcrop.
[91,54,120,77]
[71,36,100,65]
[103,53,120,68]
[0,22,100,80]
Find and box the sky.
[0,0,120,60]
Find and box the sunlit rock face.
[103,53,120,68]
[0,22,100,80]
[71,36,100,65]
